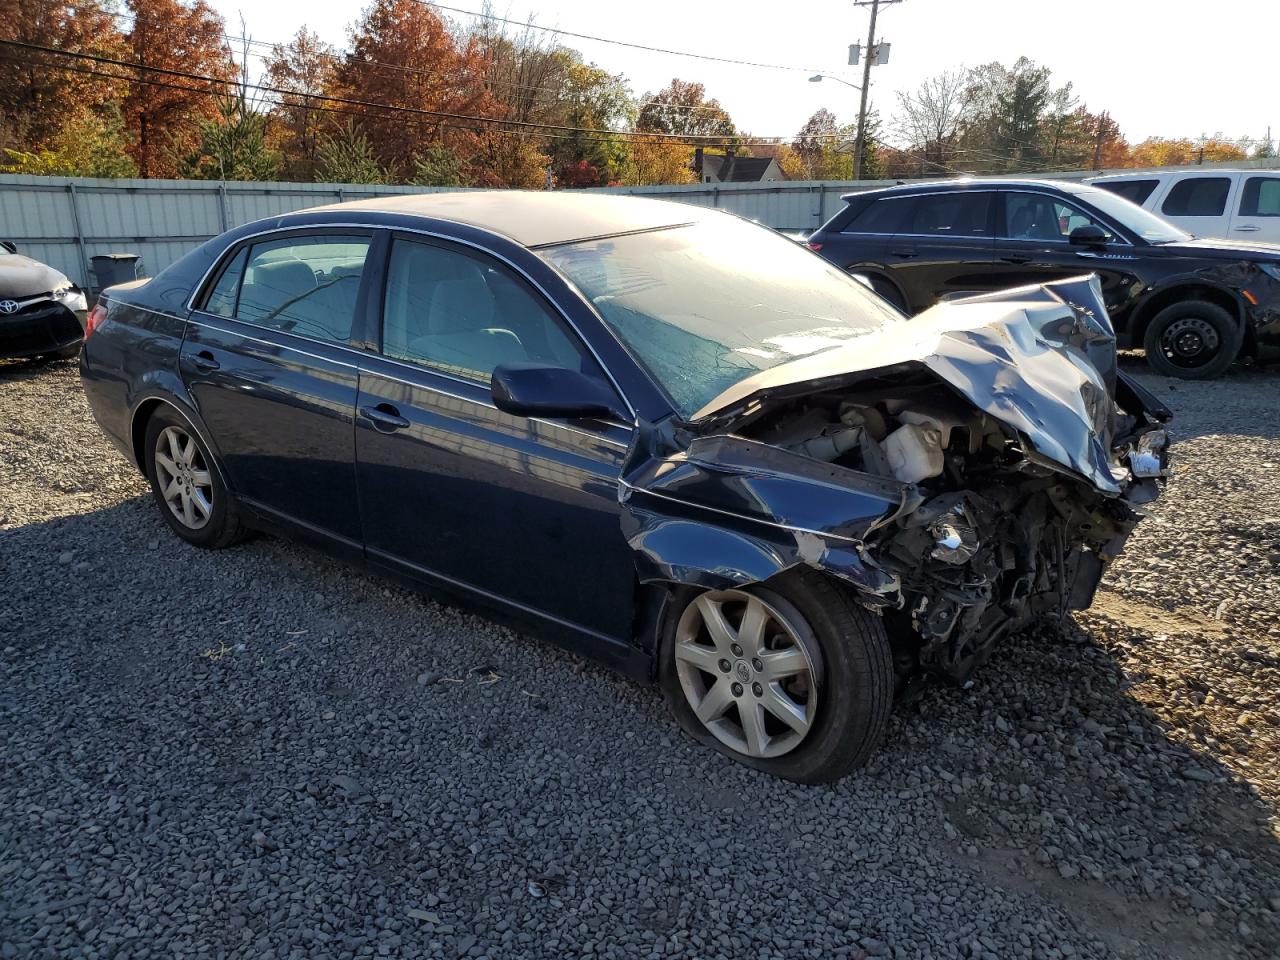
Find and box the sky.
[206,0,1278,150]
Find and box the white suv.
[1088,170,1280,244]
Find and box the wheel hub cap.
[154,425,214,530]
[1162,316,1219,367]
[673,590,820,760]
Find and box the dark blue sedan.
[81,192,1170,781]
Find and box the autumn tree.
[637,79,736,141]
[335,0,494,183]
[124,0,236,178]
[0,0,128,156]
[621,134,695,185]
[262,28,338,181]
[546,54,633,187]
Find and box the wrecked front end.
[623,277,1171,684]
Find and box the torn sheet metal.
[690,276,1161,495]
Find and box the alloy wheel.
[1160,315,1220,369]
[154,425,214,530]
[674,590,821,759]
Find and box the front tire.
[659,569,894,783]
[1143,300,1241,379]
[143,408,246,549]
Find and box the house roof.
[704,154,780,182]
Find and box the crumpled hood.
[0,254,68,299]
[691,276,1149,495]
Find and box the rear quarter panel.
[80,239,223,469]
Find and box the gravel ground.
[2,357,1279,960]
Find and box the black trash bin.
[91,253,143,292]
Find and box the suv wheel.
[659,569,894,783]
[1143,300,1241,379]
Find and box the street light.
[807,75,863,180]
[809,74,862,91]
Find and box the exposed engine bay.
[621,276,1172,686]
[736,372,1166,681]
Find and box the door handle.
[889,249,918,259]
[360,403,410,432]
[1234,224,1261,232]
[1000,255,1033,264]
[189,351,219,372]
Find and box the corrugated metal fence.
[3,159,1276,289]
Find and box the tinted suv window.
[907,192,992,236]
[1162,178,1230,217]
[232,235,371,343]
[382,239,596,384]
[1004,193,1116,242]
[1097,179,1159,205]
[1240,177,1280,217]
[843,196,917,234]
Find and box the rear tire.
[659,569,894,783]
[143,407,246,549]
[1143,300,1241,379]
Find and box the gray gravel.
[2,356,1279,960]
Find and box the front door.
[354,235,637,642]
[991,191,1138,317]
[182,230,375,547]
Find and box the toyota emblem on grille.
[0,300,17,315]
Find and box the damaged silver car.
[81,193,1170,783]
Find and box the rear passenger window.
[1098,179,1159,205]
[1162,178,1230,217]
[843,196,917,234]
[908,193,992,236]
[233,235,371,344]
[381,238,597,384]
[203,247,247,318]
[1240,177,1280,217]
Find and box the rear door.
[354,233,638,643]
[183,230,377,550]
[1231,174,1280,244]
[884,190,998,312]
[1156,175,1237,239]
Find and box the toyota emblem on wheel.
[0,300,18,315]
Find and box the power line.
[0,41,854,148]
[102,10,785,120]
[417,0,860,78]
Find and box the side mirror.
[491,362,628,422]
[0,240,16,254]
[1069,224,1108,246]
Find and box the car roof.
[841,178,1077,200]
[1089,169,1257,180]
[303,190,715,248]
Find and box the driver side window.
[380,238,599,384]
[1004,194,1115,242]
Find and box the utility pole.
[850,0,900,181]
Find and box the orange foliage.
[123,0,236,178]
[334,0,496,183]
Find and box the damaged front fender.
[620,434,906,600]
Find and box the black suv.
[806,179,1280,379]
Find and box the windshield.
[540,218,899,418]
[1073,186,1191,244]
